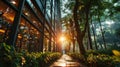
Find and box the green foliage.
[68,46,120,67]
[115,27,120,37]
[23,52,61,67]
[97,45,120,55]
[86,53,120,67]
[67,53,86,63]
[0,43,21,67]
[0,43,61,67]
[86,47,120,67]
[86,50,99,55]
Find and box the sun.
[60,36,66,42]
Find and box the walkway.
[50,54,87,67]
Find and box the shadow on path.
[50,54,87,67]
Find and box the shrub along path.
[50,54,87,67]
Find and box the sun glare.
[60,36,66,42]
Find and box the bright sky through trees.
[61,0,71,18]
[59,35,66,42]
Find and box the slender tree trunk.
[91,17,98,50]
[98,15,107,49]
[68,42,71,52]
[69,19,75,52]
[86,36,89,50]
[73,39,75,52]
[87,22,93,49]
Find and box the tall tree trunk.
[69,19,75,52]
[73,38,75,52]
[68,42,71,52]
[77,37,85,54]
[73,0,92,54]
[98,15,107,49]
[87,22,93,49]
[73,0,85,55]
[91,23,98,50]
[91,17,98,50]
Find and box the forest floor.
[50,54,87,67]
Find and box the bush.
[86,54,120,67]
[67,53,86,63]
[97,45,120,55]
[0,43,22,67]
[86,49,120,67]
[68,49,120,67]
[0,43,61,67]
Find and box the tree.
[73,0,92,54]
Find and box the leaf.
[112,50,120,56]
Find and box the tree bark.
[73,38,75,52]
[73,0,85,55]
